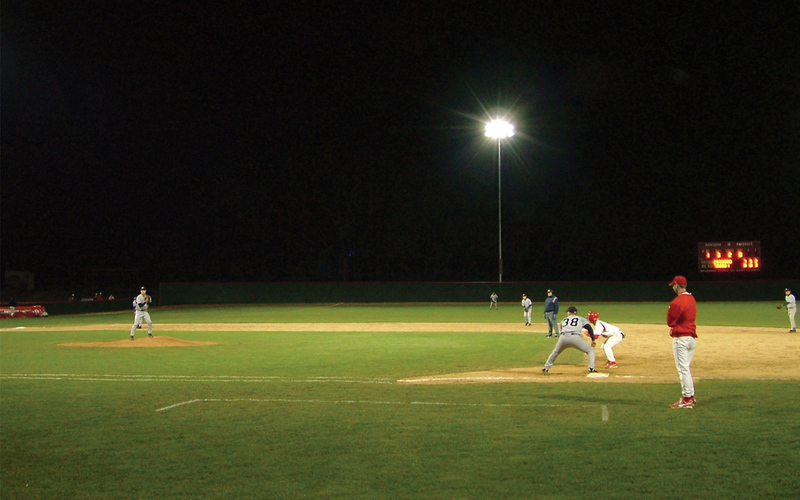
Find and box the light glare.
[485,119,515,139]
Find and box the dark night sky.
[2,2,799,289]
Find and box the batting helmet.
[587,311,599,323]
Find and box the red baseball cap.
[669,276,688,286]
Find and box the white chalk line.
[398,376,549,383]
[155,397,595,413]
[0,374,392,384]
[1,373,613,418]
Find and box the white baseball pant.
[672,336,696,398]
[602,332,625,363]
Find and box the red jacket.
[667,292,697,338]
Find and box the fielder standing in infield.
[130,286,153,340]
[784,288,796,332]
[521,294,533,326]
[667,276,697,409]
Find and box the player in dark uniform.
[544,289,560,337]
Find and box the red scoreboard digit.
[698,241,761,272]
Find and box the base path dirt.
[394,323,800,384]
[10,321,797,383]
[60,336,218,348]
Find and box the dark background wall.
[18,280,797,316]
[158,281,797,306]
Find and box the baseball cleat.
[608,362,618,369]
[541,368,549,375]
[670,396,695,409]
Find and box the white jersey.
[593,319,622,337]
[786,294,796,310]
[521,297,532,310]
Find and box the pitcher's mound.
[60,336,218,348]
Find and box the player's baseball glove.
[776,304,782,309]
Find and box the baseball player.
[784,288,797,332]
[544,289,560,337]
[521,294,532,326]
[587,311,625,369]
[130,286,153,340]
[667,276,697,409]
[490,292,498,310]
[542,306,601,376]
[132,297,143,329]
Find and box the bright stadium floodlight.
[485,119,515,140]
[485,119,515,282]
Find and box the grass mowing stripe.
[155,397,603,412]
[0,373,393,383]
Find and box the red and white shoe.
[670,396,696,409]
[607,362,618,369]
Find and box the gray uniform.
[130,292,152,338]
[521,295,533,325]
[785,289,796,332]
[543,313,596,372]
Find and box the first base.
[587,372,609,378]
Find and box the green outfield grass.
[1,303,798,499]
[5,300,789,327]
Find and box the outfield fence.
[24,280,799,316]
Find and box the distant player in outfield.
[542,306,601,377]
[130,286,153,340]
[785,288,796,332]
[490,292,498,310]
[587,311,625,368]
[667,276,697,409]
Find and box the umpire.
[544,289,560,337]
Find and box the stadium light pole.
[485,119,514,282]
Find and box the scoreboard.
[698,241,761,272]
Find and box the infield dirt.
[35,322,800,384]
